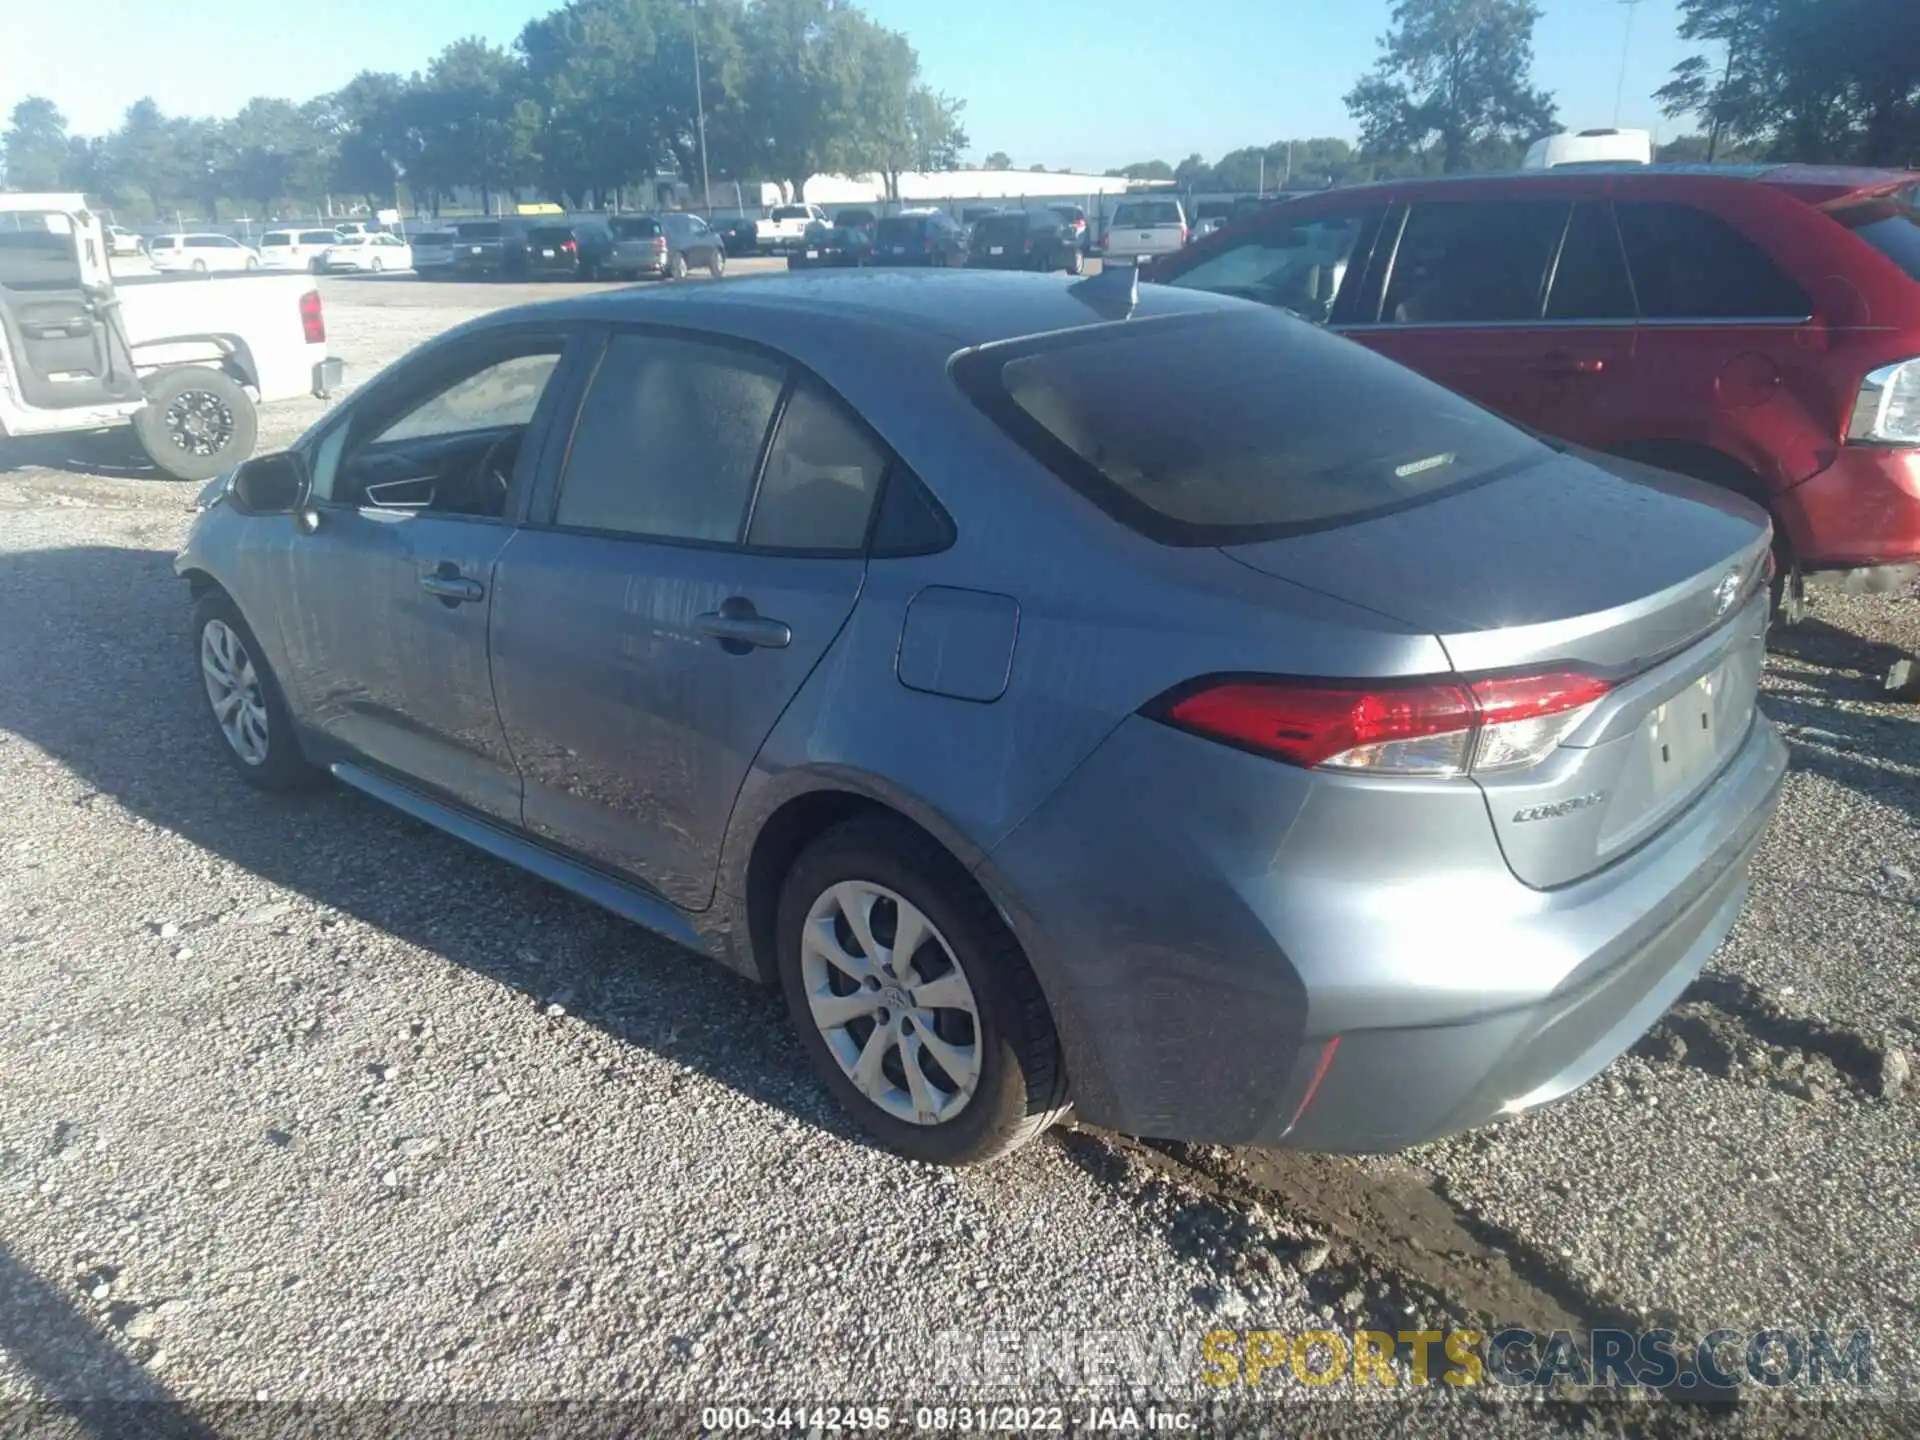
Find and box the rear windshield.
[876,217,926,243]
[413,231,456,246]
[772,206,812,221]
[610,216,662,239]
[261,232,292,247]
[1834,201,1920,282]
[972,213,1031,238]
[953,310,1545,544]
[1112,201,1182,227]
[528,226,573,245]
[457,222,502,240]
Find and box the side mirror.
[229,451,311,516]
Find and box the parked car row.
[407,213,729,283]
[785,206,1089,274]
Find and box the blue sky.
[2,0,1702,171]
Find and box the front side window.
[311,342,567,515]
[610,216,660,240]
[1167,209,1376,323]
[555,335,785,543]
[1615,202,1811,319]
[954,310,1545,545]
[377,351,563,445]
[1382,201,1569,325]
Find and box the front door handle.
[419,573,484,603]
[695,598,792,653]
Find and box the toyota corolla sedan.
[177,270,1787,1165]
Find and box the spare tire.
[132,366,258,482]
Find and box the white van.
[1522,128,1653,170]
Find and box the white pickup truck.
[754,203,830,254]
[0,193,341,480]
[1099,197,1190,265]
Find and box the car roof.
[468,269,1248,360]
[1292,162,1914,205]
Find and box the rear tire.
[708,249,726,280]
[668,252,689,281]
[776,817,1069,1165]
[133,367,258,482]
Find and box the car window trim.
[528,320,918,559]
[311,323,587,525]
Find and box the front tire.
[371,257,384,274]
[776,817,1068,1165]
[132,367,258,482]
[192,593,316,791]
[707,249,726,280]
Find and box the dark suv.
[451,219,532,279]
[967,210,1085,274]
[1152,166,1920,596]
[522,222,613,281]
[871,211,969,267]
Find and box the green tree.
[3,97,71,191]
[983,150,1013,169]
[1107,159,1173,181]
[1657,0,1920,164]
[1345,0,1556,172]
[109,99,187,216]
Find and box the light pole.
[691,0,712,214]
[1614,0,1644,127]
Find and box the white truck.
[753,202,830,254]
[0,193,342,481]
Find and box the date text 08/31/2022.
[699,1406,1196,1432]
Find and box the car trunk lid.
[1221,452,1773,888]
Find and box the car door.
[0,208,140,411]
[273,327,584,822]
[491,329,888,911]
[1345,196,1576,429]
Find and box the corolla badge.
[1712,570,1743,617]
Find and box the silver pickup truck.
[1099,198,1189,264]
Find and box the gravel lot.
[2,275,1918,1431]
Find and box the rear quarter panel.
[115,273,323,401]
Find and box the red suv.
[1150,167,1920,600]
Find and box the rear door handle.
[1540,351,1606,376]
[695,599,792,653]
[419,573,484,603]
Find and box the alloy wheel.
[200,618,270,766]
[164,390,236,458]
[799,880,983,1126]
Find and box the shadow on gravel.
[1757,687,1920,829]
[0,1238,211,1435]
[0,433,169,482]
[0,543,873,1155]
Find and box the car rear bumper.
[1779,444,1920,569]
[981,708,1787,1151]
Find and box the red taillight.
[651,236,668,253]
[1180,225,1190,244]
[300,290,325,344]
[563,239,577,252]
[1161,671,1611,777]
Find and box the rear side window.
[556,335,786,543]
[746,381,888,551]
[1831,201,1920,282]
[1167,209,1378,323]
[150,237,177,249]
[1544,202,1636,321]
[953,310,1545,545]
[1615,202,1811,319]
[1382,201,1568,324]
